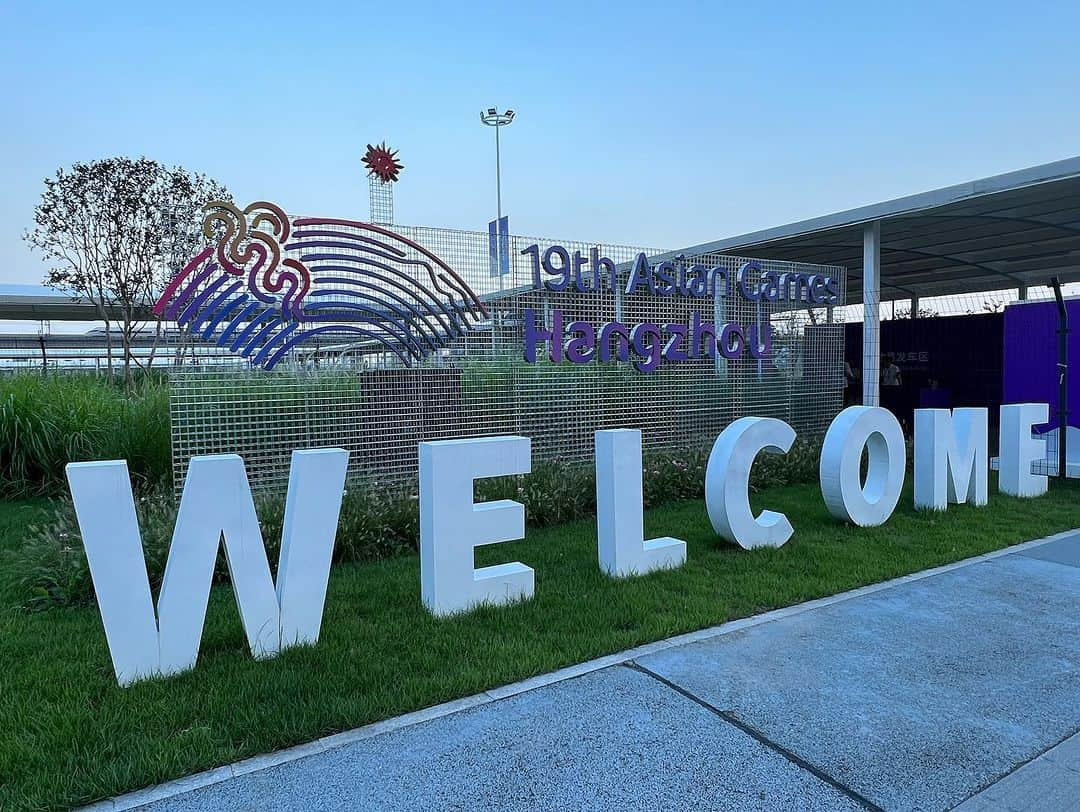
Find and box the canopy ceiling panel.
[664,157,1080,303]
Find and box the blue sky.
[2,0,1078,285]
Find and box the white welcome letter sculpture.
[914,408,988,510]
[66,448,349,686]
[999,403,1050,497]
[419,436,533,616]
[705,417,796,548]
[595,429,686,576]
[820,406,905,526]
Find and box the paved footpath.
[98,531,1080,812]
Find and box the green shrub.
[4,483,428,611]
[476,456,599,526]
[0,373,171,498]
[255,486,419,564]
[2,418,824,611]
[748,435,821,492]
[2,482,177,610]
[476,438,822,520]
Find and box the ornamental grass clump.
[0,373,171,498]
[3,485,421,611]
[3,483,176,610]
[3,438,823,611]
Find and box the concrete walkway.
[101,531,1080,812]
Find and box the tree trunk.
[121,314,134,391]
[146,317,163,369]
[103,318,114,381]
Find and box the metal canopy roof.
[663,156,1080,303]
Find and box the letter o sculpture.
[820,406,906,527]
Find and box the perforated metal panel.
[169,223,845,491]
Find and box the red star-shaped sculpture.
[362,142,403,184]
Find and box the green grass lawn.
[1,478,1078,811]
[0,499,50,556]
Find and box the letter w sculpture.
[67,449,348,686]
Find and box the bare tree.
[24,158,229,384]
[887,306,940,320]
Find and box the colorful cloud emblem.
[154,201,488,369]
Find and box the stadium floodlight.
[479,108,515,221]
[479,107,516,350]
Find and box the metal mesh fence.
[0,327,242,372]
[168,223,846,491]
[368,177,393,225]
[838,282,1080,324]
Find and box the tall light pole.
[480,107,514,224]
[480,107,514,353]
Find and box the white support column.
[862,221,881,406]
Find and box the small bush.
[476,438,822,518]
[476,457,598,526]
[749,436,821,493]
[255,486,419,564]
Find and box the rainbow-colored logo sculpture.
[154,201,488,369]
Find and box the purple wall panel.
[1002,299,1080,428]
